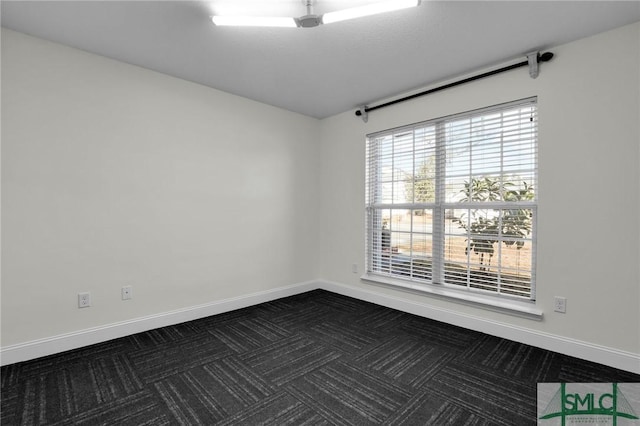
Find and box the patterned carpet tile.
[264,301,346,331]
[215,391,329,426]
[1,362,22,389]
[383,390,500,426]
[459,335,561,382]
[129,334,234,383]
[126,321,204,350]
[305,320,379,355]
[239,334,343,386]
[400,316,483,352]
[153,374,228,424]
[354,306,414,332]
[152,356,278,423]
[311,290,378,314]
[2,339,135,388]
[0,387,19,425]
[51,390,173,426]
[208,317,291,353]
[426,362,536,425]
[556,354,640,382]
[356,335,455,388]
[265,291,385,332]
[202,357,276,405]
[5,353,143,424]
[289,360,413,425]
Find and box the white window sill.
[361,273,543,320]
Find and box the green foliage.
[458,176,502,203]
[405,158,435,205]
[453,177,534,271]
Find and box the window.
[365,98,537,301]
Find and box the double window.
[365,98,537,300]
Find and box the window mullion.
[432,121,445,284]
[497,209,503,294]
[410,130,416,278]
[497,112,504,294]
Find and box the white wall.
[1,29,320,347]
[318,23,640,358]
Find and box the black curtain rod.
[355,51,554,119]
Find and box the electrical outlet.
[554,296,566,313]
[78,292,91,308]
[352,263,358,274]
[121,285,132,300]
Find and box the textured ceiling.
[2,1,639,118]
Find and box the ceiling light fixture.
[211,15,297,28]
[211,0,421,28]
[322,0,421,25]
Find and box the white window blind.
[365,98,537,300]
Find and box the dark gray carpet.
[2,289,638,425]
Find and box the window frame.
[364,98,539,316]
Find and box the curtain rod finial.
[539,52,554,62]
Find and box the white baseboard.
[0,280,316,366]
[3,278,638,375]
[316,279,640,375]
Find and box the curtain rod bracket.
[357,106,369,123]
[527,51,540,79]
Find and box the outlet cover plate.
[554,296,566,313]
[78,292,91,308]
